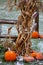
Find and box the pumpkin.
[30,52,37,58]
[31,31,38,38]
[4,50,17,61]
[23,56,35,62]
[38,34,43,38]
[36,53,43,60]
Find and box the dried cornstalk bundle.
[15,0,38,56]
[3,0,39,56]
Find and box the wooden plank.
[0,19,17,24]
[0,35,17,39]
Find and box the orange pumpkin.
[4,50,17,61]
[38,34,43,38]
[23,56,35,62]
[30,52,37,58]
[36,53,43,60]
[31,31,38,38]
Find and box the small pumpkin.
[23,56,35,62]
[4,50,17,61]
[30,52,37,58]
[38,34,43,38]
[31,31,39,38]
[36,53,43,60]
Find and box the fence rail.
[0,35,17,39]
[0,19,17,24]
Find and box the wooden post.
[0,25,1,36]
[0,25,2,41]
[35,9,39,32]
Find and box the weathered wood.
[0,18,39,31]
[0,19,17,24]
[0,35,17,39]
[35,9,39,32]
